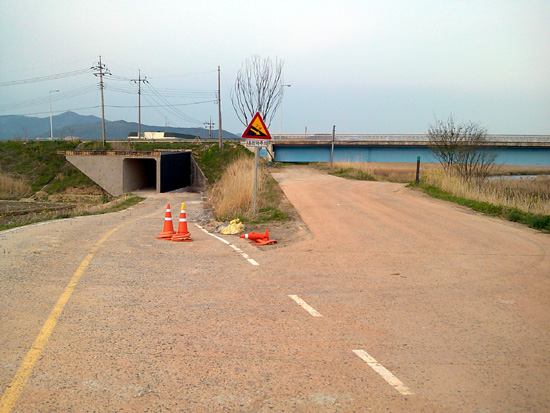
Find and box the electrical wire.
[148,69,217,79]
[0,57,97,75]
[0,84,100,111]
[0,68,94,87]
[142,82,204,124]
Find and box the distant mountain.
[0,111,239,141]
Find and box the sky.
[1,0,549,135]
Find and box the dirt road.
[1,165,549,411]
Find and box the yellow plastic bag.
[220,219,244,235]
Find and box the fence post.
[330,125,335,167]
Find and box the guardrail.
[275,134,550,143]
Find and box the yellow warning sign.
[242,112,272,139]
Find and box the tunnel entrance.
[65,150,205,196]
[123,158,157,192]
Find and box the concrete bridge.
[265,134,550,165]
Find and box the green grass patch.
[253,207,291,223]
[0,140,81,192]
[45,164,99,194]
[252,172,291,223]
[411,182,550,232]
[330,167,377,181]
[232,207,291,225]
[192,142,252,182]
[94,196,144,214]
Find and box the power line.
[0,68,94,87]
[0,84,99,111]
[0,57,97,75]
[143,82,204,125]
[148,69,217,79]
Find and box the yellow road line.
[0,213,154,412]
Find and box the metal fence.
[276,134,550,143]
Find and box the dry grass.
[0,171,31,199]
[210,156,267,220]
[424,170,550,215]
[329,161,442,182]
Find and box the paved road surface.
[1,165,549,411]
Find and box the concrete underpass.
[64,150,207,196]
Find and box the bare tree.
[428,115,464,174]
[231,55,284,128]
[428,115,496,180]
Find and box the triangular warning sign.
[242,112,272,139]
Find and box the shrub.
[531,215,550,230]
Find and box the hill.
[0,111,239,140]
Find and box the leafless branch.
[230,55,284,128]
[428,115,496,180]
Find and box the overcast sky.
[1,0,548,135]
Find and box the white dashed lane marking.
[195,224,259,266]
[288,294,323,317]
[353,349,414,395]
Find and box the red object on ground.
[240,229,277,246]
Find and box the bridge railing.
[275,134,550,143]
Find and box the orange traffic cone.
[172,203,193,242]
[240,229,277,246]
[156,204,175,240]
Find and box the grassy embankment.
[0,140,289,230]
[319,161,550,232]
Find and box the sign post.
[242,112,272,214]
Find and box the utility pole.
[218,66,223,148]
[204,118,215,139]
[91,56,110,148]
[131,70,148,139]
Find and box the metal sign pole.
[253,147,259,214]
[241,112,272,216]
